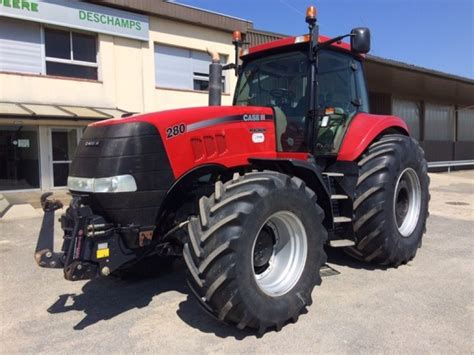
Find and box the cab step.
[329,239,356,247]
[333,216,352,223]
[322,172,344,177]
[331,194,349,200]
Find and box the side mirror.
[351,27,371,54]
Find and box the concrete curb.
[1,204,44,220]
[0,194,11,218]
[0,190,71,220]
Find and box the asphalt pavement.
[0,171,472,353]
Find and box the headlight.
[67,175,137,193]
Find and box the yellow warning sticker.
[96,248,110,259]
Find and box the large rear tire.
[345,134,430,266]
[183,171,327,334]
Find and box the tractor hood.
[78,105,276,178]
[89,105,276,177]
[91,105,275,134]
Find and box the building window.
[44,28,98,80]
[193,72,225,91]
[154,44,227,93]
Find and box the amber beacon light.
[305,5,317,24]
[232,30,242,43]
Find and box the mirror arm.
[222,63,236,71]
[315,33,352,53]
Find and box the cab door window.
[318,51,368,114]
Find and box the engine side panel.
[337,113,409,161]
[92,106,278,179]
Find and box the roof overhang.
[0,102,128,121]
[365,56,474,106]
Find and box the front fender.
[338,113,409,161]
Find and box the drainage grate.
[445,201,470,206]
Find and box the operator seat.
[273,106,287,151]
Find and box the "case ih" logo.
[243,114,266,122]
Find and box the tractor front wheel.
[183,171,327,334]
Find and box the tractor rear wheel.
[345,134,430,266]
[183,171,327,334]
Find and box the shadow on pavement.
[176,295,253,340]
[325,247,388,271]
[46,247,383,336]
[47,257,187,330]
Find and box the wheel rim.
[393,168,421,237]
[252,211,308,297]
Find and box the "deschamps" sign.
[0,0,149,41]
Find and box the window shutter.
[155,44,192,89]
[0,17,42,74]
[191,50,210,75]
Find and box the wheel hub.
[251,211,308,297]
[395,181,410,224]
[393,168,422,237]
[253,226,275,270]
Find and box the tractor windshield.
[234,48,368,152]
[234,50,310,151]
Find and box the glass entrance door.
[0,125,40,190]
[50,128,78,187]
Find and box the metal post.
[306,16,319,152]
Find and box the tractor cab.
[234,46,369,155]
[225,6,371,157]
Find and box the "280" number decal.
[166,123,186,139]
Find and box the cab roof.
[241,35,361,59]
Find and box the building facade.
[1,0,473,193]
[0,0,249,191]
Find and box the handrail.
[428,160,474,172]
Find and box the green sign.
[0,0,39,12]
[0,0,149,41]
[79,10,142,31]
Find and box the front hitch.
[34,193,137,281]
[35,193,65,268]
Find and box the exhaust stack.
[207,48,222,106]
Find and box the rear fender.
[338,113,409,161]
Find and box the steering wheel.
[270,88,296,104]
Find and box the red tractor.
[35,7,429,334]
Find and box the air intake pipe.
[207,48,222,106]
